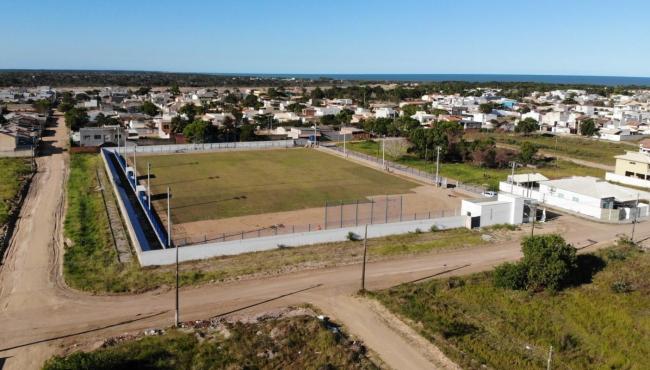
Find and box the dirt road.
[0,118,648,369]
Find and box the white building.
[499,175,650,221]
[314,106,342,117]
[374,107,396,118]
[411,111,436,124]
[461,193,526,228]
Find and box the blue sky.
[2,0,650,76]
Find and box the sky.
[2,0,650,77]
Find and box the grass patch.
[63,156,487,294]
[0,158,31,225]
[43,315,378,369]
[370,244,650,369]
[344,141,604,189]
[465,132,629,165]
[136,148,417,224]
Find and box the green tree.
[479,103,496,113]
[223,93,239,104]
[519,141,538,164]
[64,108,89,131]
[135,87,151,96]
[336,109,354,125]
[140,101,160,116]
[170,116,186,133]
[521,234,577,291]
[239,124,258,141]
[58,92,75,112]
[182,120,213,143]
[169,85,181,96]
[33,99,52,114]
[243,94,260,108]
[310,87,325,100]
[579,118,598,136]
[179,103,198,122]
[401,104,418,117]
[515,117,539,134]
[96,113,120,126]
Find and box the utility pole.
[547,345,553,370]
[168,187,179,327]
[147,162,151,210]
[510,161,517,193]
[531,203,537,237]
[631,193,640,242]
[435,146,441,187]
[361,224,368,291]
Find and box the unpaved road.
[0,118,648,369]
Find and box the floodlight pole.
[147,162,151,210]
[168,187,179,327]
[361,224,368,291]
[435,146,441,187]
[382,136,386,169]
[343,126,346,156]
[133,143,137,185]
[547,345,553,370]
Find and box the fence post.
[324,201,328,230]
[355,200,359,226]
[340,200,344,228]
[308,223,311,232]
[428,211,431,219]
[370,200,374,225]
[292,225,295,233]
[241,231,244,240]
[399,195,404,222]
[384,195,388,223]
[222,233,225,242]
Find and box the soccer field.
[136,148,418,224]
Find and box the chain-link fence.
[173,197,458,247]
[326,145,487,195]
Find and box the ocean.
[214,73,650,86]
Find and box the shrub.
[521,234,577,291]
[346,232,360,241]
[611,280,633,294]
[493,262,528,290]
[430,225,439,232]
[414,228,422,234]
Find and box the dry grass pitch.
[136,148,418,224]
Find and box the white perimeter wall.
[138,216,467,266]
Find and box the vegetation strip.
[371,238,649,369]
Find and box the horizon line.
[1,68,650,80]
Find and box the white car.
[482,190,497,198]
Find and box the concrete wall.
[138,216,467,266]
[606,172,650,189]
[113,140,295,155]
